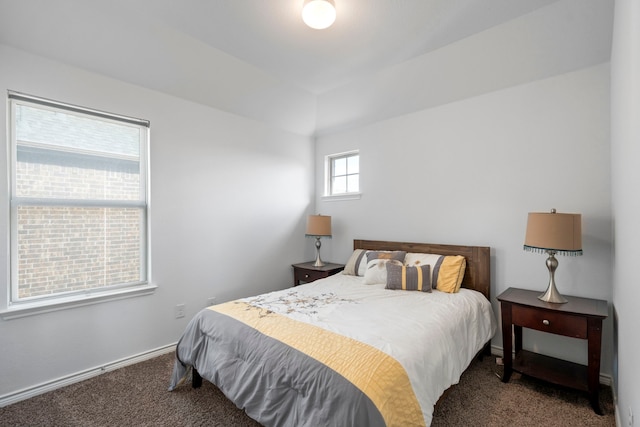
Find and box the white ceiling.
[0,0,612,135]
[0,0,560,94]
[123,0,561,94]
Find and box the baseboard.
[0,343,177,408]
[490,345,612,386]
[611,376,621,427]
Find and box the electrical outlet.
[207,297,217,307]
[175,303,185,319]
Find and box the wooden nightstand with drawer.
[292,262,344,286]
[497,287,608,415]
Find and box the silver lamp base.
[312,236,325,267]
[538,282,568,304]
[538,251,568,304]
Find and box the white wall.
[0,44,314,397]
[611,0,640,422]
[315,63,613,374]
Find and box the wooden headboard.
[353,239,491,300]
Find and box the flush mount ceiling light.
[302,0,336,30]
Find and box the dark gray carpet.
[431,356,615,427]
[0,352,615,426]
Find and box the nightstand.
[292,262,344,286]
[497,287,608,415]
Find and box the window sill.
[321,193,362,202]
[0,284,158,320]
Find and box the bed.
[169,239,496,426]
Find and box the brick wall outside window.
[15,159,143,298]
[17,206,141,298]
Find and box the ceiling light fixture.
[302,0,336,30]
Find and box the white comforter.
[237,272,497,425]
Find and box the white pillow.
[363,259,403,285]
[404,253,443,270]
[345,249,407,277]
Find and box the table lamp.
[306,214,332,267]
[523,209,582,303]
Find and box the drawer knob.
[542,319,550,326]
[304,274,309,278]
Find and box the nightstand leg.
[590,395,603,416]
[588,318,604,415]
[500,302,513,382]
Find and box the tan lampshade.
[524,210,582,255]
[306,215,332,237]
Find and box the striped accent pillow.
[404,253,466,293]
[343,249,368,276]
[385,263,431,292]
[435,255,466,293]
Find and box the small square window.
[325,151,359,196]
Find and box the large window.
[325,151,359,197]
[7,92,150,312]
